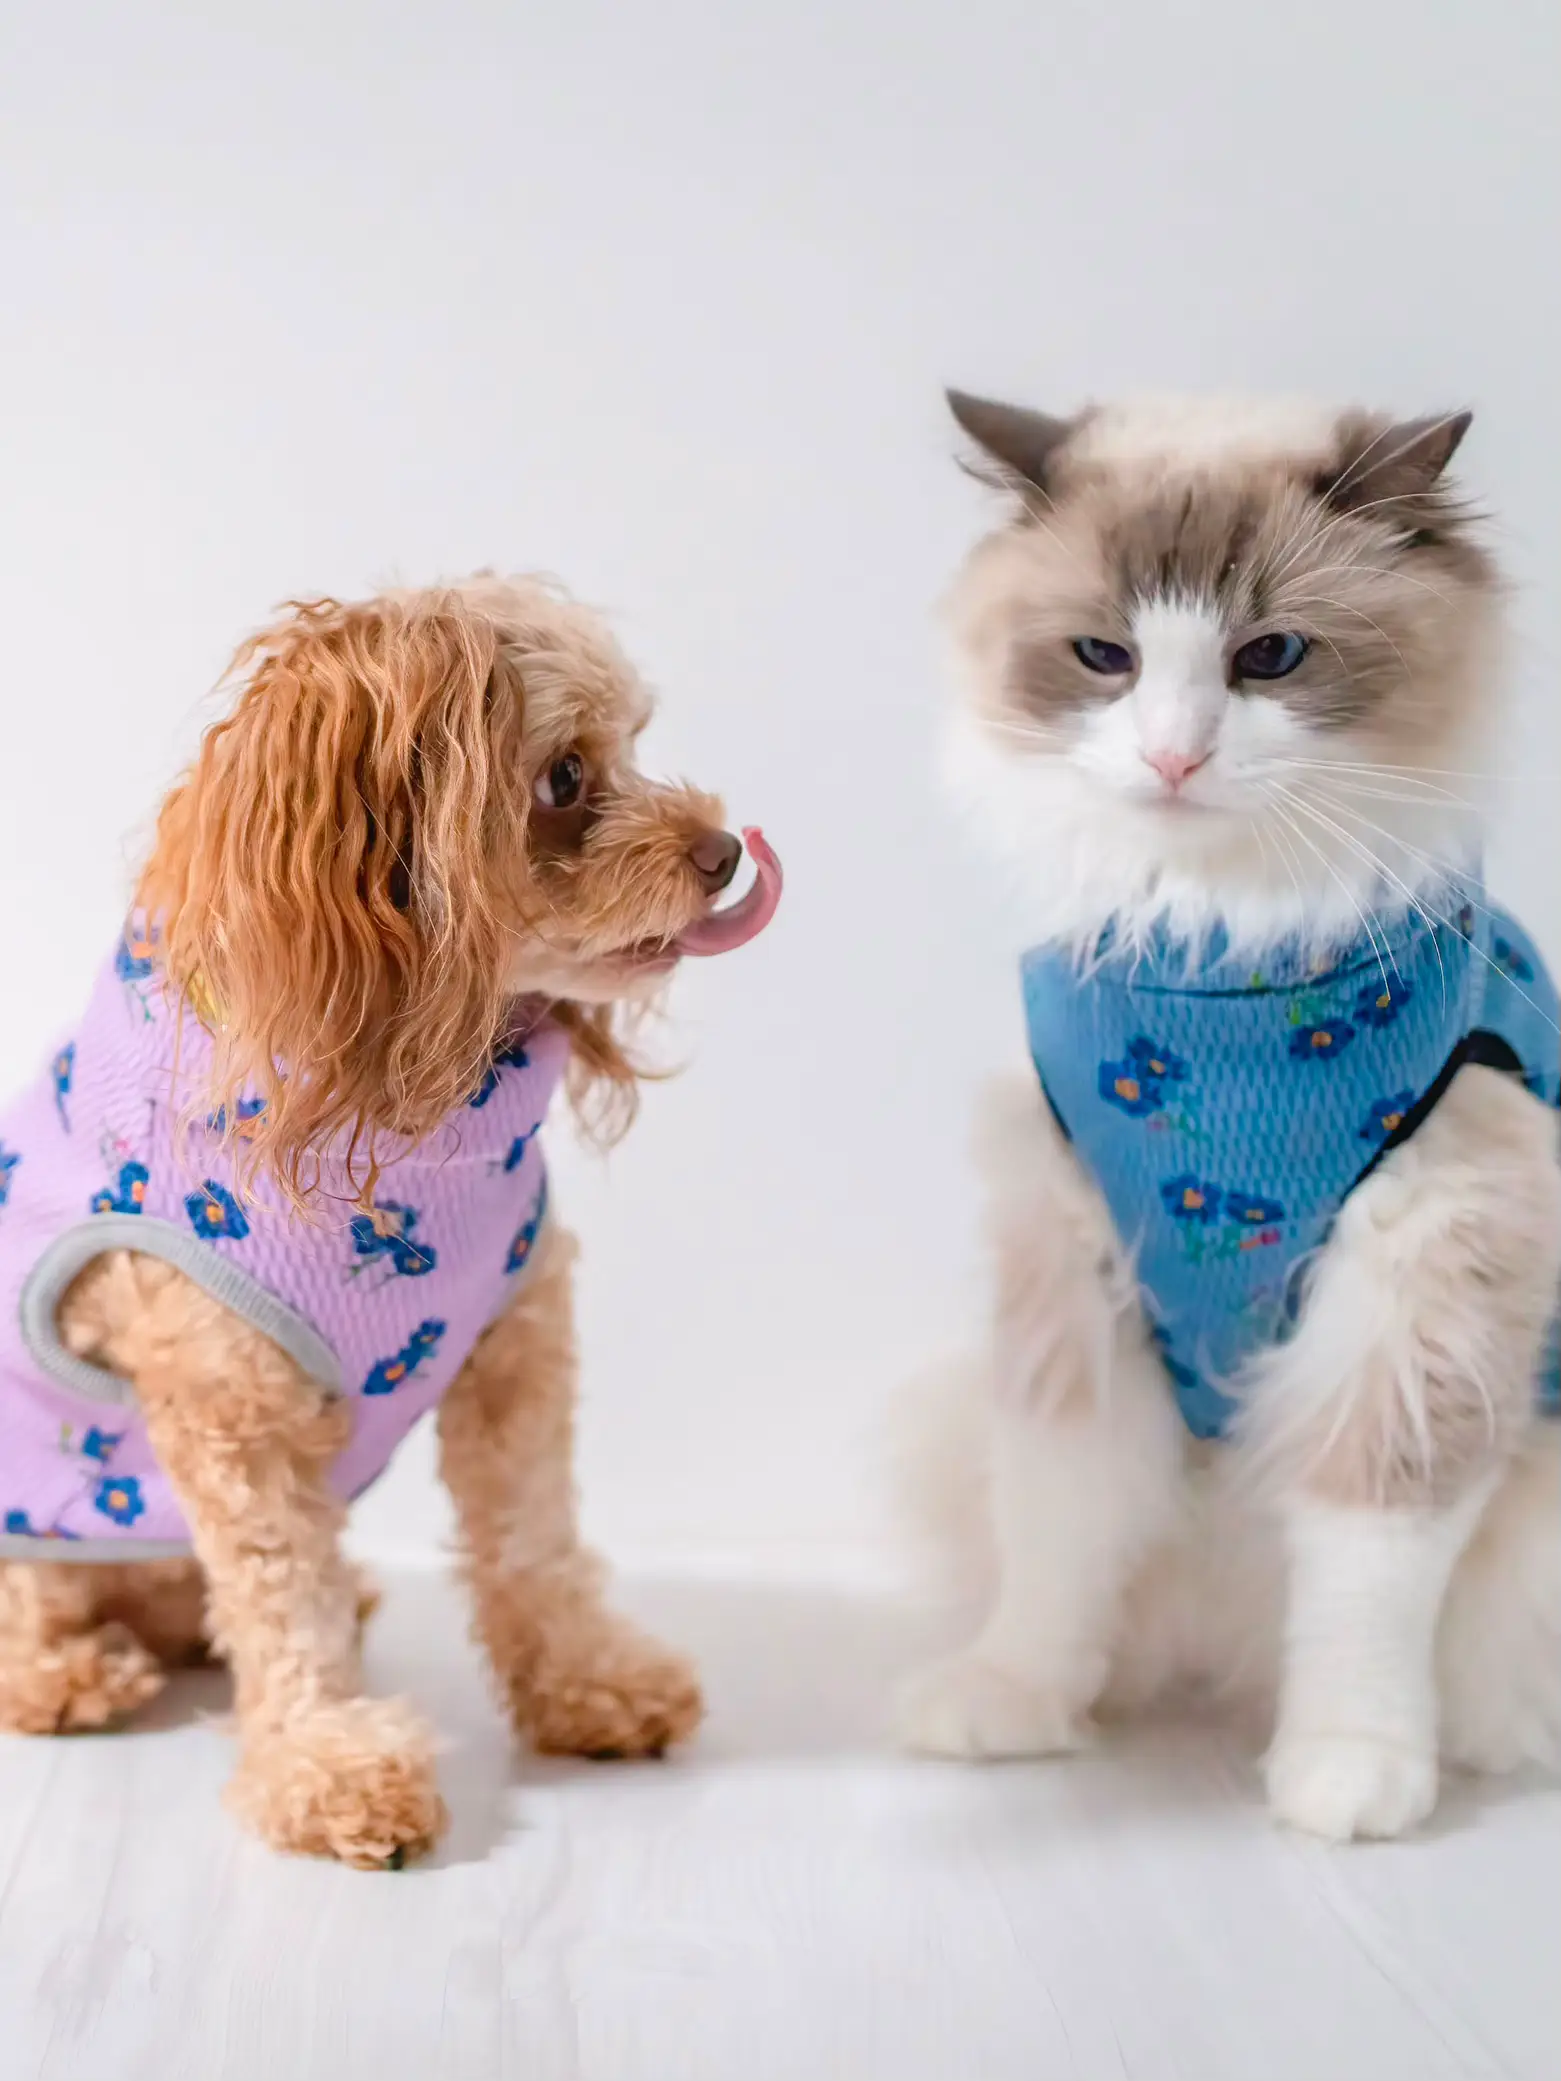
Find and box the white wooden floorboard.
[0,1568,1554,2081]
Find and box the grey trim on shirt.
[0,1533,194,1563]
[7,1205,553,1564]
[18,1213,342,1407]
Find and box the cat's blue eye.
[1073,637,1134,675]
[1233,632,1309,680]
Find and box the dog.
[0,574,781,1865]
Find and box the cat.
[898,391,1561,1841]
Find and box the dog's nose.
[689,829,742,895]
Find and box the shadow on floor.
[113,1566,1553,1867]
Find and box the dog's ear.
[141,593,526,1196]
[947,389,1076,497]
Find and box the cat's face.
[944,395,1500,948]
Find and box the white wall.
[2,1,1556,1573]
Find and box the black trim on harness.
[1350,1028,1525,1192]
[1040,1026,1531,1197]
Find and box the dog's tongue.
[673,827,783,957]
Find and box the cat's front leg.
[1249,1065,1561,1841]
[899,1078,1183,1758]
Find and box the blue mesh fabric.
[1021,889,1561,1439]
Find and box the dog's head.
[140,575,780,1194]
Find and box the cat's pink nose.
[1142,747,1210,791]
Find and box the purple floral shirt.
[0,926,564,1556]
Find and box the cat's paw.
[897,1654,1092,1760]
[1265,1731,1438,1841]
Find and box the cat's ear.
[947,389,1075,496]
[1321,411,1473,513]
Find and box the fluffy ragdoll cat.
[899,391,1561,1841]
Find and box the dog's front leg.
[1249,1066,1561,1841]
[438,1224,703,1758]
[107,1257,445,1866]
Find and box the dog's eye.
[535,753,586,810]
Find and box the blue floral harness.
[1021,894,1561,1438]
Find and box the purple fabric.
[0,924,565,1551]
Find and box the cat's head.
[942,392,1501,952]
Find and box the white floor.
[0,1568,1555,2081]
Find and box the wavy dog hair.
[139,580,718,1202]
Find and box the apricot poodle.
[0,576,780,1865]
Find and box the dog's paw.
[523,1623,704,1760]
[0,1622,165,1735]
[1265,1731,1438,1842]
[897,1654,1093,1760]
[228,1698,447,1868]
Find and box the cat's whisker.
[1282,770,1479,812]
[1288,786,1561,1037]
[1283,780,1479,878]
[1277,785,1559,1040]
[1282,756,1499,784]
[1315,415,1471,522]
[1011,505,1098,589]
[1268,554,1464,615]
[1306,783,1475,812]
[979,714,1069,753]
[1259,804,1311,925]
[1267,781,1452,1010]
[1290,787,1505,923]
[1258,786,1398,997]
[1267,591,1411,678]
[1293,767,1499,783]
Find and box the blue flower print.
[184,1180,251,1241]
[53,1042,75,1129]
[0,1146,20,1209]
[1098,1060,1163,1116]
[501,1127,538,1173]
[91,1160,148,1216]
[362,1356,407,1397]
[504,1181,549,1273]
[1225,1191,1286,1227]
[1127,1036,1188,1084]
[81,1426,122,1464]
[1359,1088,1417,1145]
[467,1039,532,1109]
[3,1509,79,1542]
[93,1475,146,1526]
[363,1318,448,1397]
[1159,1172,1222,1226]
[1353,976,1413,1029]
[1493,935,1535,985]
[207,1096,267,1139]
[1288,1018,1356,1062]
[1098,1037,1189,1117]
[349,1201,437,1278]
[114,928,157,982]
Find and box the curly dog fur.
[0,576,742,1865]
